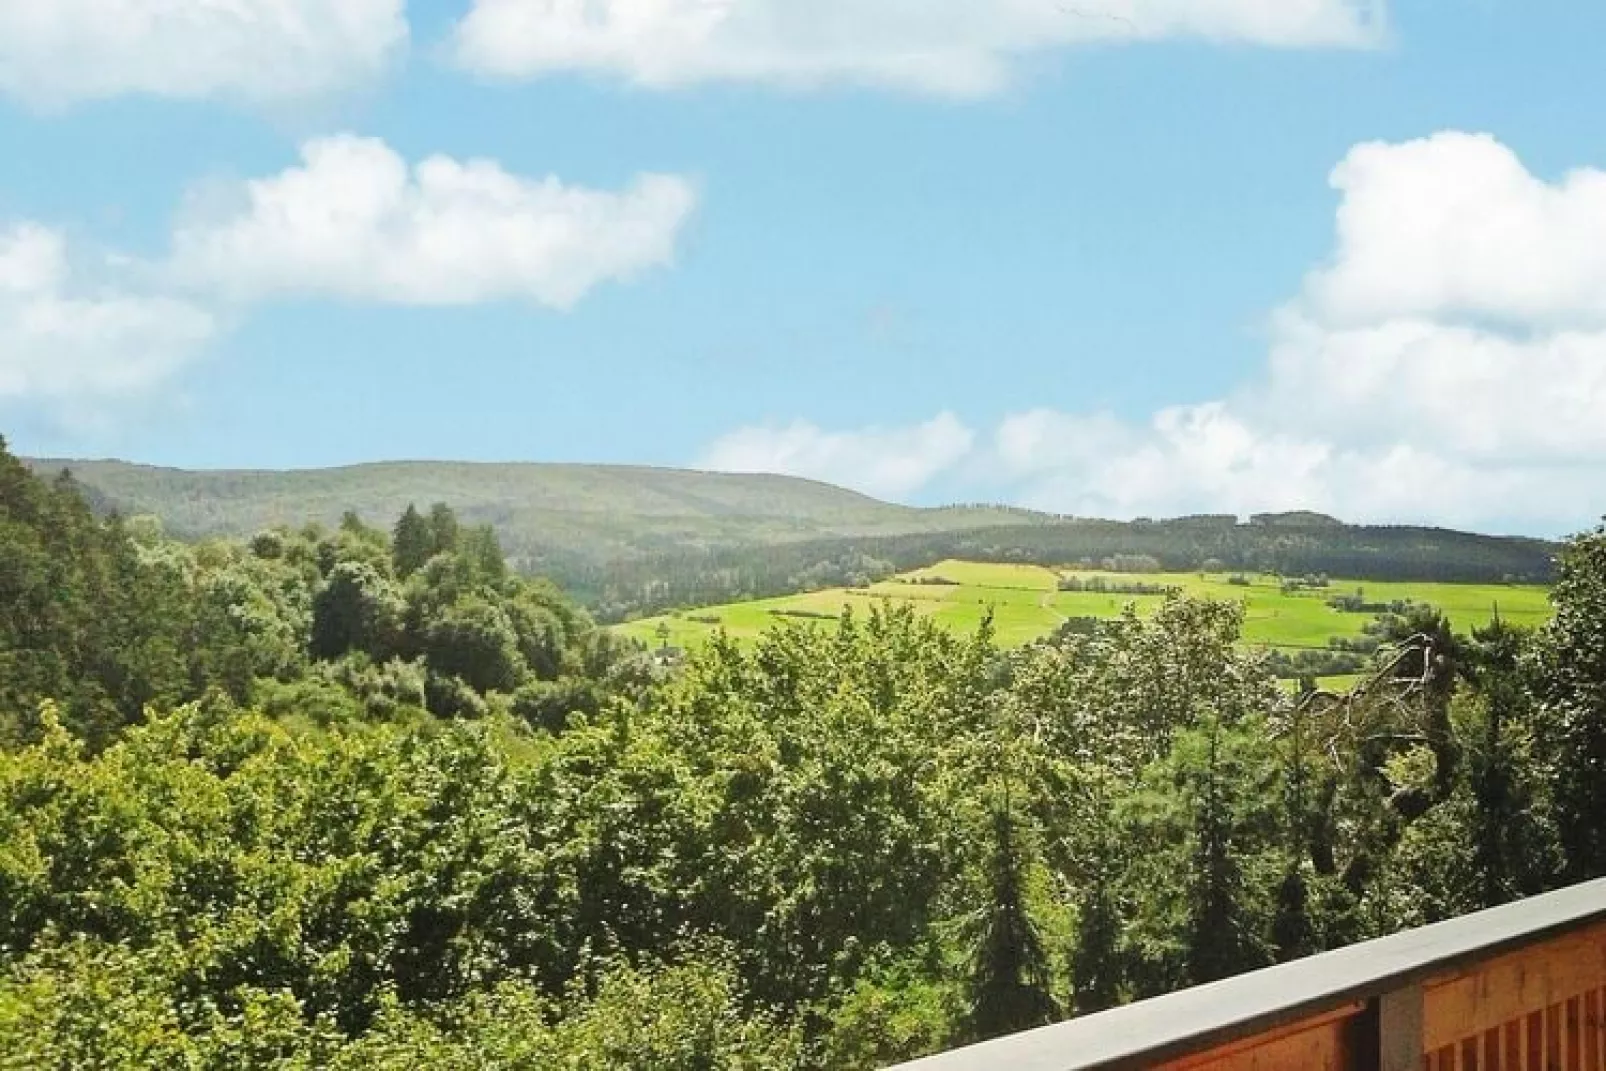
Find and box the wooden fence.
[888,878,1606,1070]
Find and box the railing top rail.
[887,876,1606,1071]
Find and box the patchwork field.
[616,560,1553,662]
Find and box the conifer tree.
[966,800,1058,1043]
[393,504,434,577]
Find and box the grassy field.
[617,560,1553,658]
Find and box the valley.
[619,559,1553,684]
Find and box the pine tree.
[1071,864,1123,1013]
[1185,723,1259,984]
[393,504,434,578]
[1272,707,1319,962]
[428,503,460,558]
[966,801,1058,1043]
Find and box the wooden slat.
[1588,989,1602,1071]
[1424,923,1606,1052]
[1569,997,1583,1071]
[1162,1002,1363,1070]
[1598,987,1606,1071]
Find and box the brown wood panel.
[1424,922,1606,1053]
[1161,1003,1364,1071]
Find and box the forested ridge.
[3,434,1604,1069]
[24,455,1557,624]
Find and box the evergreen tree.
[1270,867,1317,963]
[393,504,434,578]
[1071,863,1123,1013]
[1462,618,1555,906]
[462,524,508,582]
[1181,721,1271,984]
[966,802,1058,1043]
[1272,707,1319,962]
[428,503,461,558]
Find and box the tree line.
[2,434,1603,1068]
[575,519,1556,623]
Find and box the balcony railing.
[889,876,1606,1070]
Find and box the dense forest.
[2,434,1603,1069]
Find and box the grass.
[618,561,1553,663]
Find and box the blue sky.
[2,0,1605,536]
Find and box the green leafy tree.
[425,596,525,696]
[1536,524,1606,881]
[311,561,404,661]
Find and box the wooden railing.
[888,877,1606,1070]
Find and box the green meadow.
[617,560,1553,658]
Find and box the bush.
[426,672,488,719]
[511,677,597,732]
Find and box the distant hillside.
[26,456,1559,621]
[21,458,1039,565]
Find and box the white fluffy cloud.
[168,136,698,309]
[703,133,1606,534]
[3,139,695,415]
[452,0,1383,95]
[0,224,216,406]
[0,0,407,107]
[1304,133,1606,327]
[699,412,974,499]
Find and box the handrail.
[887,877,1606,1070]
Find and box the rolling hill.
[20,457,1039,562]
[24,456,1561,620]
